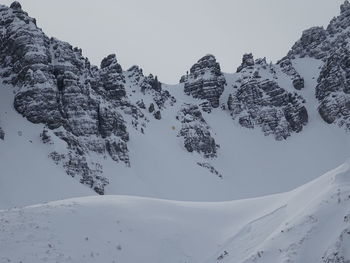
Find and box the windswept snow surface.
[1,160,350,263]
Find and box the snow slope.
[100,56,350,201]
[1,56,350,209]
[0,85,95,209]
[1,160,349,263]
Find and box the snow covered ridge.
[284,0,350,130]
[0,0,350,201]
[1,160,350,263]
[0,1,173,194]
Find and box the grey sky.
[2,0,345,83]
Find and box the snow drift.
[1,160,349,263]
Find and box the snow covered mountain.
[1,159,350,263]
[1,1,350,262]
[1,1,350,209]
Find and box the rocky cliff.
[227,54,308,140]
[0,2,175,194]
[0,1,349,196]
[284,0,350,130]
[180,54,226,110]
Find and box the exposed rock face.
[154,110,161,120]
[2,0,350,196]
[278,58,304,90]
[197,162,223,178]
[227,56,308,140]
[287,27,328,60]
[10,1,21,10]
[140,74,161,93]
[229,54,308,140]
[177,104,218,158]
[237,53,255,73]
[316,50,350,128]
[180,54,226,109]
[0,127,4,140]
[126,66,176,110]
[148,103,155,113]
[0,3,132,194]
[0,116,4,140]
[0,2,183,194]
[99,54,126,99]
[285,2,350,130]
[287,1,350,61]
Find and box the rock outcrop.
[126,66,176,110]
[228,55,308,140]
[236,53,255,73]
[0,115,3,140]
[278,58,304,90]
[0,3,132,194]
[228,78,308,140]
[197,162,223,178]
[0,126,4,140]
[180,55,226,109]
[0,2,183,194]
[284,1,350,130]
[287,27,328,60]
[316,50,350,129]
[176,104,218,158]
[287,1,350,61]
[1,0,350,195]
[98,54,126,99]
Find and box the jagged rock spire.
[10,1,22,10]
[237,53,255,73]
[99,54,126,98]
[100,54,122,72]
[341,0,350,14]
[180,54,226,109]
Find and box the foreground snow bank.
[1,161,350,263]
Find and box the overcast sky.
[2,0,345,83]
